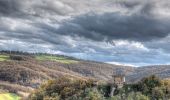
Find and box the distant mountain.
[126,65,170,83]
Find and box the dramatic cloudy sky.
[0,0,170,66]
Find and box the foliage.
[127,92,149,100]
[29,77,98,100]
[110,92,149,100]
[152,87,164,100]
[123,75,170,100]
[138,75,161,95]
[85,89,103,100]
[30,75,170,100]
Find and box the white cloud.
[1,0,170,66]
[107,61,137,67]
[112,40,149,51]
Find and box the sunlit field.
[36,55,78,64]
[0,93,20,100]
[0,55,9,61]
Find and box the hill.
[0,51,133,97]
[126,65,170,83]
[0,51,170,98]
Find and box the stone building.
[110,68,125,96]
[112,74,125,88]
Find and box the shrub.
[29,75,170,100]
[128,92,149,100]
[29,77,97,100]
[111,92,149,100]
[85,89,103,100]
[152,87,164,100]
[138,75,161,95]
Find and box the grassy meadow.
[36,55,78,64]
[0,93,20,100]
[0,54,78,64]
[0,55,9,61]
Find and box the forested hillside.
[127,65,170,83]
[1,51,170,99]
[0,51,132,98]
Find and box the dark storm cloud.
[57,12,170,42]
[1,0,170,66]
[0,0,74,19]
[0,0,21,16]
[1,0,170,43]
[119,0,153,10]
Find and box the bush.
[29,75,170,100]
[111,92,149,100]
[152,87,164,100]
[110,95,122,100]
[29,77,98,100]
[43,96,60,100]
[85,89,103,100]
[138,75,161,95]
[97,84,111,97]
[128,92,149,100]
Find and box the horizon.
[1,0,170,66]
[1,50,170,67]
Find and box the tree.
[29,77,97,100]
[139,75,161,95]
[152,87,164,100]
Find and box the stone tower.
[110,68,125,97]
[113,68,125,88]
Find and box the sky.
[0,0,170,66]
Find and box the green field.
[0,93,20,100]
[0,55,9,61]
[36,55,78,64]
